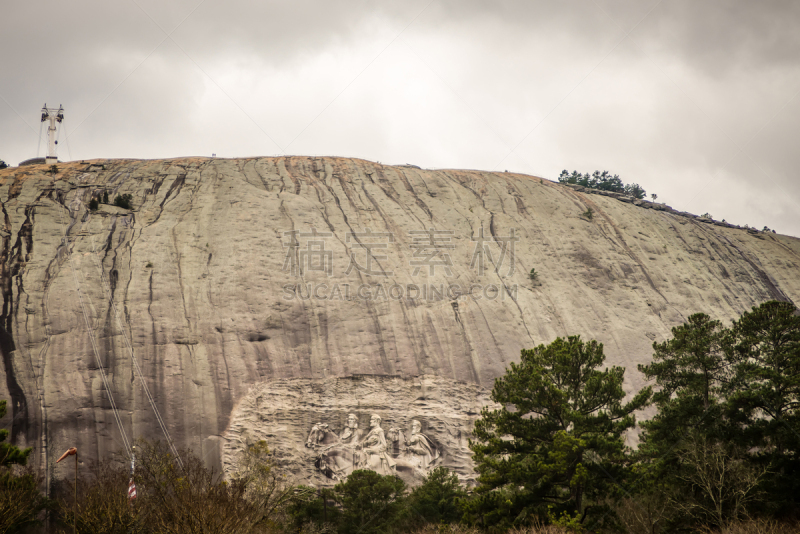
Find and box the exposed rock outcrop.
[0,157,798,484]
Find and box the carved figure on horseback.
[306,413,366,480]
[306,414,439,482]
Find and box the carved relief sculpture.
[355,414,396,475]
[306,413,366,480]
[307,414,440,482]
[339,413,365,445]
[404,419,438,471]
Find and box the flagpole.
[57,448,79,534]
[127,445,138,506]
[74,451,77,534]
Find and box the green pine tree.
[334,469,407,534]
[727,301,800,513]
[638,313,731,456]
[406,466,467,527]
[0,399,46,533]
[467,336,651,529]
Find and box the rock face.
[1,157,799,485]
[221,375,494,487]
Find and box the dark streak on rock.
[0,200,28,442]
[160,174,186,209]
[715,231,796,307]
[397,170,433,220]
[451,302,479,384]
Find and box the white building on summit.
[40,104,64,164]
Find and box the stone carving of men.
[356,414,396,475]
[338,413,365,446]
[404,419,438,471]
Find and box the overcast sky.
[2,1,799,236]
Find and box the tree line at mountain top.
[2,300,800,533]
[558,170,647,200]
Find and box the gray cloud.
[2,0,798,235]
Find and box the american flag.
[128,478,137,502]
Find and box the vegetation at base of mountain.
[0,465,51,534]
[637,301,800,530]
[52,438,312,534]
[0,400,31,467]
[557,170,646,199]
[335,469,408,534]
[406,466,468,527]
[1,399,49,533]
[0,159,8,169]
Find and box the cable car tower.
[41,104,64,164]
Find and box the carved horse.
[386,428,441,478]
[386,428,419,477]
[306,423,360,480]
[305,423,339,448]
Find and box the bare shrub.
[406,523,574,534]
[671,437,767,530]
[57,439,311,534]
[615,492,672,534]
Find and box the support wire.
[90,235,184,468]
[53,184,132,456]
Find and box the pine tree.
[638,313,731,455]
[0,399,45,533]
[467,337,651,529]
[727,301,800,513]
[334,470,407,534]
[406,466,467,526]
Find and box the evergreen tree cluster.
[464,300,800,532]
[637,301,800,530]
[1,400,47,533]
[0,400,31,467]
[288,466,466,533]
[558,170,647,199]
